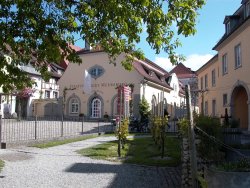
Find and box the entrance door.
[232,86,248,129]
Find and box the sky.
[75,0,241,72]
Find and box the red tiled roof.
[60,44,82,69]
[170,63,196,79]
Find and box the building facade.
[58,49,185,121]
[196,0,250,130]
[170,63,198,111]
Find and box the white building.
[58,48,185,120]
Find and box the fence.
[0,116,114,144]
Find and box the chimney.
[85,40,92,51]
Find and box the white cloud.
[154,57,175,71]
[155,54,214,72]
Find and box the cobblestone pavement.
[0,136,181,188]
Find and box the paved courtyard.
[0,136,181,188]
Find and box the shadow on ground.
[65,162,181,188]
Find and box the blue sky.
[76,0,241,71]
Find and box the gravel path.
[0,136,181,188]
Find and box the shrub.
[178,118,189,138]
[195,115,224,161]
[115,118,129,149]
[151,116,168,149]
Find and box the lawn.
[0,159,4,172]
[32,135,98,148]
[77,136,181,167]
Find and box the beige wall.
[58,52,143,119]
[197,19,250,129]
[58,51,185,120]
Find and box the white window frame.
[91,98,101,118]
[70,98,79,114]
[45,90,50,99]
[53,91,58,99]
[222,54,228,75]
[235,44,242,69]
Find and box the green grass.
[32,135,98,148]
[77,136,181,167]
[0,159,4,172]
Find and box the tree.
[0,0,205,92]
[139,96,150,122]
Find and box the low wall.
[205,168,250,188]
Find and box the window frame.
[204,101,208,116]
[89,65,105,79]
[200,77,203,90]
[205,74,208,89]
[234,44,242,69]
[226,22,231,34]
[212,69,216,87]
[222,54,228,75]
[246,2,250,17]
[223,94,228,107]
[91,98,101,118]
[45,90,50,99]
[70,98,79,114]
[212,99,216,117]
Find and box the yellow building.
[58,47,185,121]
[196,1,250,130]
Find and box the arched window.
[113,97,118,116]
[91,98,101,118]
[69,98,79,114]
[151,95,157,116]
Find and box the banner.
[83,70,92,95]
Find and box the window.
[222,54,228,75]
[212,69,216,87]
[247,2,250,17]
[212,100,216,117]
[53,91,58,99]
[205,74,208,89]
[226,22,230,34]
[223,94,227,106]
[91,98,101,118]
[204,101,208,116]
[89,65,104,79]
[151,95,157,116]
[45,90,50,98]
[200,77,203,90]
[235,44,242,69]
[70,98,79,114]
[113,97,118,116]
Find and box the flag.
[83,70,92,95]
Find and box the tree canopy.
[0,0,205,92]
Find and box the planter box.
[205,168,250,188]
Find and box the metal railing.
[0,116,114,144]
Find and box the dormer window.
[246,2,250,17]
[226,22,231,34]
[149,70,153,77]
